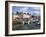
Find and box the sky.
[12,6,40,16]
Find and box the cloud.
[18,7,28,13]
[32,11,40,16]
[33,7,40,9]
[12,6,40,16]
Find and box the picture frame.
[5,1,45,36]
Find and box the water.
[12,21,40,30]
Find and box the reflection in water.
[12,21,40,30]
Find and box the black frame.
[5,1,45,36]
